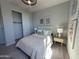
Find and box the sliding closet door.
[0,8,5,44]
[12,11,23,41]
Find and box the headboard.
[37,26,52,35]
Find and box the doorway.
[12,11,23,42]
[0,8,5,44]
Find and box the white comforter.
[16,34,52,59]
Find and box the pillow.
[43,30,49,35]
[37,29,43,35]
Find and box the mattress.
[16,34,52,59]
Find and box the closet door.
[12,11,23,40]
[0,9,5,44]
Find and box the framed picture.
[40,18,44,24]
[45,17,50,26]
[69,19,78,49]
[71,0,78,17]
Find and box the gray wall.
[32,2,69,37]
[0,0,33,46]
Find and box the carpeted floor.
[0,43,69,59]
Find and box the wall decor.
[71,0,78,17]
[45,17,50,25]
[40,18,44,25]
[69,19,78,49]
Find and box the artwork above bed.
[40,17,51,26]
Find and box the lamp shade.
[57,28,63,33]
[34,28,37,31]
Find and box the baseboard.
[0,42,5,44]
[6,40,15,46]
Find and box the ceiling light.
[28,0,32,4]
[21,0,37,6]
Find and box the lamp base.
[58,33,61,38]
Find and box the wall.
[0,0,33,46]
[68,17,79,59]
[32,2,69,37]
[67,0,79,59]
[0,7,5,44]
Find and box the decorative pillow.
[43,30,49,35]
[37,29,43,35]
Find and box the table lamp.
[57,27,63,38]
[34,28,37,34]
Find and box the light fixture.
[21,0,37,6]
[57,27,63,38]
[34,28,37,33]
[28,0,32,4]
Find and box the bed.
[16,34,53,59]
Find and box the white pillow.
[43,30,49,35]
[37,29,43,35]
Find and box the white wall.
[32,2,69,37]
[67,0,79,59]
[68,17,79,59]
[0,0,33,46]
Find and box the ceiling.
[7,0,69,12]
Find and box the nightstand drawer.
[54,37,64,43]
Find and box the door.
[0,8,5,44]
[12,11,23,41]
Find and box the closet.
[12,11,23,41]
[0,8,5,44]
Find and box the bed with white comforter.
[16,34,53,59]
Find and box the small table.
[54,37,64,46]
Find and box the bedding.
[16,34,52,59]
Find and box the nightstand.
[54,37,64,46]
